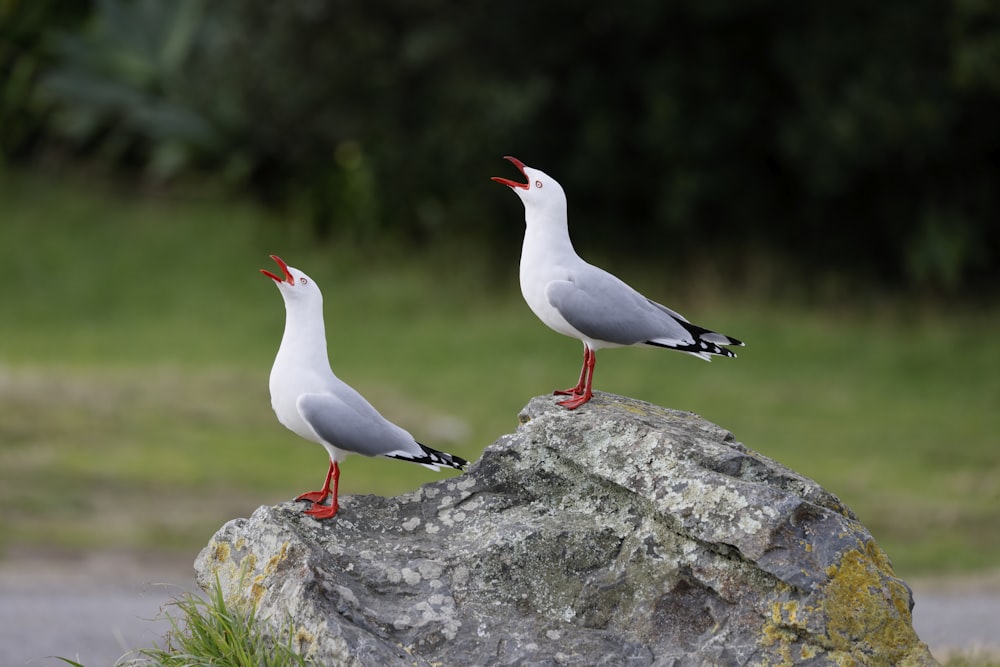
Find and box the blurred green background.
[0,0,998,581]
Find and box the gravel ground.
[1,555,998,666]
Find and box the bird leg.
[556,347,596,410]
[296,459,341,518]
[554,346,593,396]
[295,458,335,503]
[302,460,341,519]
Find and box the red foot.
[294,459,340,519]
[557,390,593,410]
[555,346,596,410]
[304,502,340,519]
[295,489,329,503]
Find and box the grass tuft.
[58,575,311,667]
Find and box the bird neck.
[522,207,576,262]
[276,300,331,369]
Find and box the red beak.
[491,155,530,189]
[261,255,294,284]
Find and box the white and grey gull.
[492,156,744,410]
[262,255,468,519]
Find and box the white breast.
[519,260,587,341]
[269,365,325,444]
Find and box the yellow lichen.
[243,544,290,610]
[760,585,810,664]
[758,544,936,666]
[821,543,935,665]
[211,540,230,563]
[758,621,799,666]
[772,598,803,627]
[241,552,258,573]
[263,541,289,576]
[294,625,315,649]
[618,402,652,418]
[761,619,798,649]
[799,644,818,660]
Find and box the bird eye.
[535,180,543,188]
[299,277,308,285]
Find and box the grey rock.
[195,392,937,666]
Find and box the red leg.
[557,347,596,410]
[303,460,341,519]
[554,345,592,396]
[296,459,334,504]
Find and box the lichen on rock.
[195,391,937,666]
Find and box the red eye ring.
[300,277,308,285]
[535,180,543,188]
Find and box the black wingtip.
[677,321,745,352]
[646,338,739,358]
[389,442,469,471]
[436,450,470,471]
[423,442,470,471]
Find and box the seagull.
[492,156,744,410]
[261,255,469,519]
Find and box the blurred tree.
[0,0,91,164]
[771,1,1000,291]
[191,0,1000,291]
[11,0,1000,293]
[32,0,253,182]
[184,0,549,242]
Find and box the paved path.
[1,558,998,665]
[0,582,186,666]
[913,591,1000,660]
[0,554,193,666]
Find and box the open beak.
[491,155,530,189]
[261,255,294,284]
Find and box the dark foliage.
[0,0,92,161]
[5,0,1000,291]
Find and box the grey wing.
[297,392,423,460]
[545,266,697,346]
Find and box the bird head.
[261,255,322,303]
[491,156,566,216]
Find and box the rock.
[195,392,937,666]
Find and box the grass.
[57,576,311,667]
[0,169,998,579]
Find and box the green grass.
[58,576,311,667]
[1,170,998,578]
